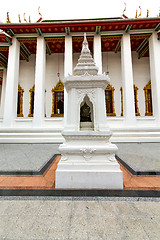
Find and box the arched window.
[51,79,64,117]
[28,85,35,117]
[105,84,116,116]
[17,84,24,117]
[134,85,140,116]
[143,81,153,116]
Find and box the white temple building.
[0,17,160,143]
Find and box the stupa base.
[55,161,123,189]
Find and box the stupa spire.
[73,33,98,76]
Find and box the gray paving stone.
[0,143,59,171]
[69,215,88,240]
[116,142,160,171]
[120,216,150,240]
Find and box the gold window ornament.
[51,79,64,117]
[105,84,116,116]
[120,87,123,116]
[17,84,24,117]
[28,85,35,117]
[143,81,153,116]
[134,85,140,116]
[120,86,140,117]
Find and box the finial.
[18,14,21,23]
[138,6,142,17]
[135,10,138,18]
[146,9,149,18]
[123,2,126,14]
[57,72,60,80]
[6,12,11,23]
[82,32,89,51]
[38,6,42,17]
[29,16,31,23]
[23,13,27,22]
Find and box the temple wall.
[132,52,150,117]
[19,55,36,118]
[45,53,64,117]
[19,53,64,118]
[18,51,150,119]
[102,52,122,117]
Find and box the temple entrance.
[80,95,94,130]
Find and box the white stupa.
[55,33,123,189]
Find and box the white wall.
[19,53,64,118]
[102,52,122,116]
[45,53,64,117]
[18,50,150,119]
[132,52,150,117]
[19,55,36,118]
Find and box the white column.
[33,37,46,127]
[0,69,7,118]
[64,35,73,126]
[94,35,102,74]
[64,35,72,77]
[149,32,160,125]
[121,33,136,126]
[3,38,20,127]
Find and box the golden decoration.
[105,84,116,116]
[18,14,21,23]
[120,87,123,116]
[135,10,138,18]
[51,79,64,117]
[6,12,11,23]
[28,85,35,117]
[134,85,140,116]
[23,13,27,22]
[17,85,24,117]
[29,16,31,23]
[143,81,153,116]
[123,2,126,14]
[146,9,149,18]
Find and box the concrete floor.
[0,196,160,240]
[116,143,160,171]
[0,143,160,172]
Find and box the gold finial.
[147,9,149,18]
[38,6,42,17]
[138,6,142,17]
[6,12,11,23]
[18,14,21,23]
[135,9,138,18]
[23,13,27,22]
[29,16,31,23]
[123,2,126,14]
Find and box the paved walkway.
[0,196,160,240]
[0,143,160,172]
[0,143,160,191]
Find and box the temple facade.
[0,17,160,142]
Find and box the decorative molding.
[51,79,64,117]
[120,87,123,116]
[17,84,24,117]
[143,80,153,116]
[105,84,116,116]
[80,146,96,160]
[134,84,140,116]
[28,85,35,117]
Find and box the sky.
[0,0,160,23]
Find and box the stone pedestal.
[56,131,123,189]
